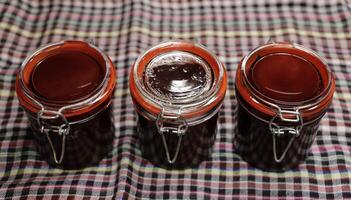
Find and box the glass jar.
[15,40,116,169]
[129,41,227,168]
[234,42,335,171]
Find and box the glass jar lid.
[248,53,321,103]
[144,51,213,103]
[16,40,116,120]
[130,41,227,125]
[236,42,335,122]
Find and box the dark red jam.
[28,105,114,169]
[30,51,104,102]
[249,53,323,102]
[144,63,212,99]
[234,43,335,171]
[137,112,218,168]
[16,41,116,169]
[130,41,227,168]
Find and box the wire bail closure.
[156,107,188,164]
[37,109,70,164]
[269,107,303,163]
[24,91,72,165]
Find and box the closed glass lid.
[143,51,213,104]
[249,53,322,103]
[130,41,227,122]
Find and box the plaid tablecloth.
[1,0,351,199]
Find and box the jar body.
[26,104,114,169]
[137,112,218,168]
[235,93,322,171]
[234,43,335,171]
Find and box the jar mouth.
[130,41,227,122]
[241,43,333,109]
[19,40,111,109]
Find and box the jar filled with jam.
[129,41,227,168]
[235,42,335,171]
[16,40,116,169]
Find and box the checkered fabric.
[1,0,351,199]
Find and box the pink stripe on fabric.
[310,144,351,153]
[0,173,110,183]
[334,72,351,80]
[0,140,31,147]
[0,184,111,192]
[0,68,17,75]
[2,4,351,23]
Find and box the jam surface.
[250,53,322,102]
[145,63,211,100]
[143,52,213,102]
[31,51,104,101]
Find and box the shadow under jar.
[129,41,227,168]
[234,42,335,172]
[16,40,116,169]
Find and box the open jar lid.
[129,41,227,125]
[235,42,335,123]
[16,40,116,121]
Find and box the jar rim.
[130,40,227,124]
[236,42,335,121]
[16,40,116,119]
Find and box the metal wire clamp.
[37,109,70,164]
[269,108,303,163]
[156,108,188,164]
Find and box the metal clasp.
[37,109,70,164]
[155,108,188,164]
[269,108,303,163]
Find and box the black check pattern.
[0,0,351,199]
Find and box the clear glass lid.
[130,41,227,122]
[144,51,213,104]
